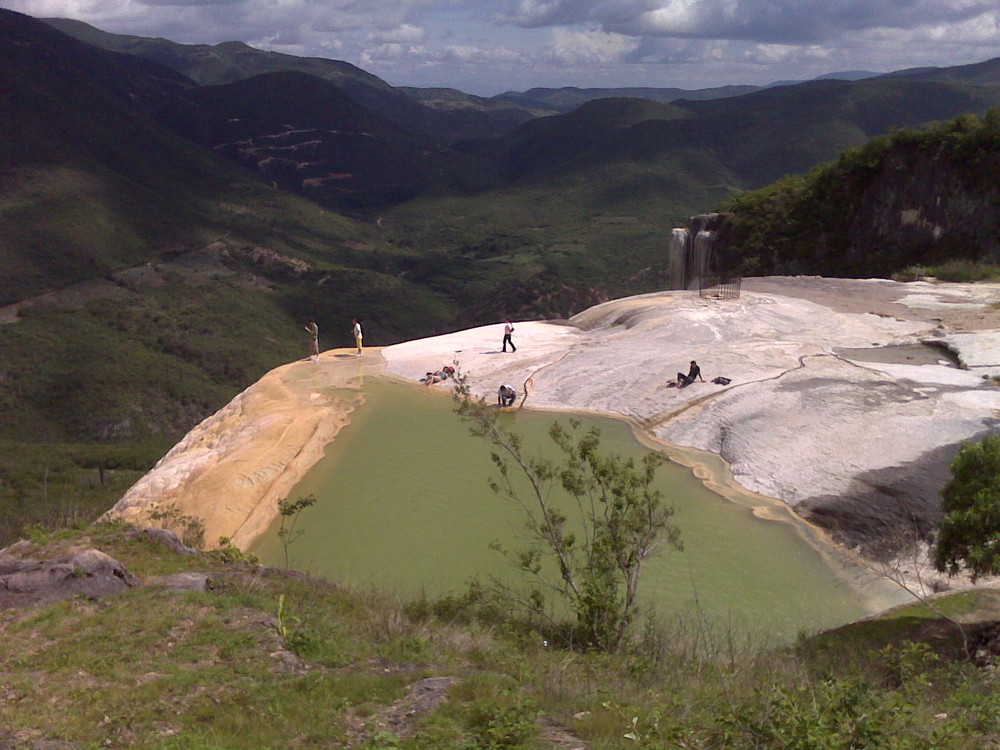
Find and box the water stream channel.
[251,379,894,641]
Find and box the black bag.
[712,376,731,385]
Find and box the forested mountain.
[717,111,1000,277]
[0,9,455,445]
[491,83,760,112]
[42,17,540,144]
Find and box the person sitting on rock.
[498,383,517,407]
[677,360,704,388]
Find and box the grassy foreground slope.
[4,524,1000,748]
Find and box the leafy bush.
[456,387,682,652]
[935,435,1000,580]
[928,261,1000,282]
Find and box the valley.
[4,6,1000,747]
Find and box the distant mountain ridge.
[9,8,1000,262]
[34,17,781,118]
[41,17,535,146]
[491,84,760,112]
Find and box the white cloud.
[546,28,640,64]
[360,42,416,63]
[368,23,426,43]
[743,43,831,65]
[439,43,525,62]
[7,0,1000,94]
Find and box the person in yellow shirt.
[352,318,363,356]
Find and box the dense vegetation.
[719,108,1000,277]
[935,435,1000,581]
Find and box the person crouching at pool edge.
[498,383,517,407]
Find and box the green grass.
[928,261,1000,282]
[4,524,1000,748]
[0,441,170,546]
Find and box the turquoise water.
[251,380,870,639]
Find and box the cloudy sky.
[7,0,1000,95]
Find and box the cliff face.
[721,113,1000,277]
[838,148,1000,272]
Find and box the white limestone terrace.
[384,277,1000,553]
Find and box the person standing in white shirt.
[352,318,363,356]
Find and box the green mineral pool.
[251,380,884,639]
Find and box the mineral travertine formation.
[107,277,1000,554]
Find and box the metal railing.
[698,275,742,299]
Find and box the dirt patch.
[352,676,460,745]
[538,715,588,749]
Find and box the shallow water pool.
[251,380,874,639]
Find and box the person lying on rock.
[421,366,455,386]
[676,360,705,388]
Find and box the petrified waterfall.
[669,228,689,289]
[669,213,731,290]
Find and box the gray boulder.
[0,548,137,609]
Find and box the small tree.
[277,494,317,568]
[455,390,681,652]
[934,435,1000,581]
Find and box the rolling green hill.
[42,17,540,145]
[675,77,1000,185]
[155,70,501,210]
[42,17,390,90]
[493,83,760,112]
[885,56,1000,88]
[377,75,1000,300]
[0,10,456,463]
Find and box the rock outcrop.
[0,545,137,609]
[103,354,373,549]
